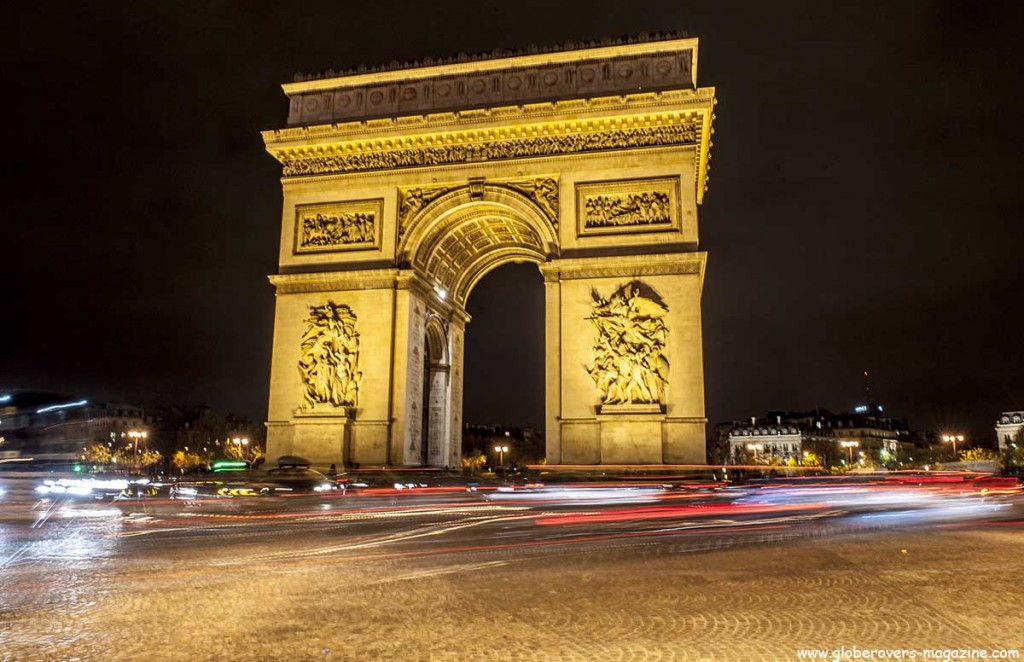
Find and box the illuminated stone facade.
[262,34,716,467]
[996,412,1023,451]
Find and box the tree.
[221,438,265,464]
[959,448,998,463]
[801,451,822,467]
[83,443,113,465]
[249,442,265,465]
[706,424,734,465]
[461,450,487,473]
[138,450,163,471]
[1000,428,1024,473]
[901,445,945,470]
[732,445,757,465]
[223,440,247,461]
[172,450,204,475]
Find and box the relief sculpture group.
[584,191,671,228]
[300,211,375,248]
[298,301,361,408]
[587,283,670,405]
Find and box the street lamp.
[232,437,250,461]
[128,430,147,473]
[840,440,859,465]
[494,444,509,468]
[745,443,763,463]
[942,434,965,459]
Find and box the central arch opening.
[461,262,545,469]
[401,185,559,468]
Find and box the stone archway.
[398,182,559,308]
[419,314,449,466]
[262,34,716,469]
[389,182,557,467]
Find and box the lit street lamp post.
[942,434,965,460]
[745,443,763,464]
[128,430,147,473]
[232,437,250,462]
[494,444,509,469]
[840,440,859,465]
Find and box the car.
[264,466,338,493]
[35,473,157,500]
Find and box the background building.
[996,412,1023,451]
[724,406,913,468]
[0,391,144,462]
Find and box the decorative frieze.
[277,121,699,177]
[576,177,680,236]
[294,200,382,253]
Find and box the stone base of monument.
[597,403,664,416]
[267,406,355,468]
[596,407,666,465]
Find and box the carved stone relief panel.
[298,301,361,409]
[586,282,669,406]
[397,175,559,238]
[294,199,383,253]
[398,184,463,237]
[575,177,681,237]
[496,177,559,227]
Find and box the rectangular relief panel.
[294,199,383,254]
[575,177,681,237]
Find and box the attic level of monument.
[292,32,693,82]
[281,36,700,126]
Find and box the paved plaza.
[3,491,1022,661]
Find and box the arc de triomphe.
[262,34,716,468]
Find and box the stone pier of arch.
[261,34,717,468]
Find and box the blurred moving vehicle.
[169,464,340,499]
[35,473,157,500]
[263,466,337,493]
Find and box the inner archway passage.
[462,263,545,432]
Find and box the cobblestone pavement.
[3,521,1023,662]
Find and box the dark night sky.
[2,1,1021,441]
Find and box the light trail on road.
[2,474,1022,661]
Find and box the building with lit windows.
[725,406,913,467]
[995,411,1023,451]
[0,391,144,462]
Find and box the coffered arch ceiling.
[402,186,558,306]
[424,314,449,366]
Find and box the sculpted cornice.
[272,118,701,179]
[269,269,400,294]
[540,252,707,289]
[265,90,715,202]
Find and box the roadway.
[1,474,1022,661]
